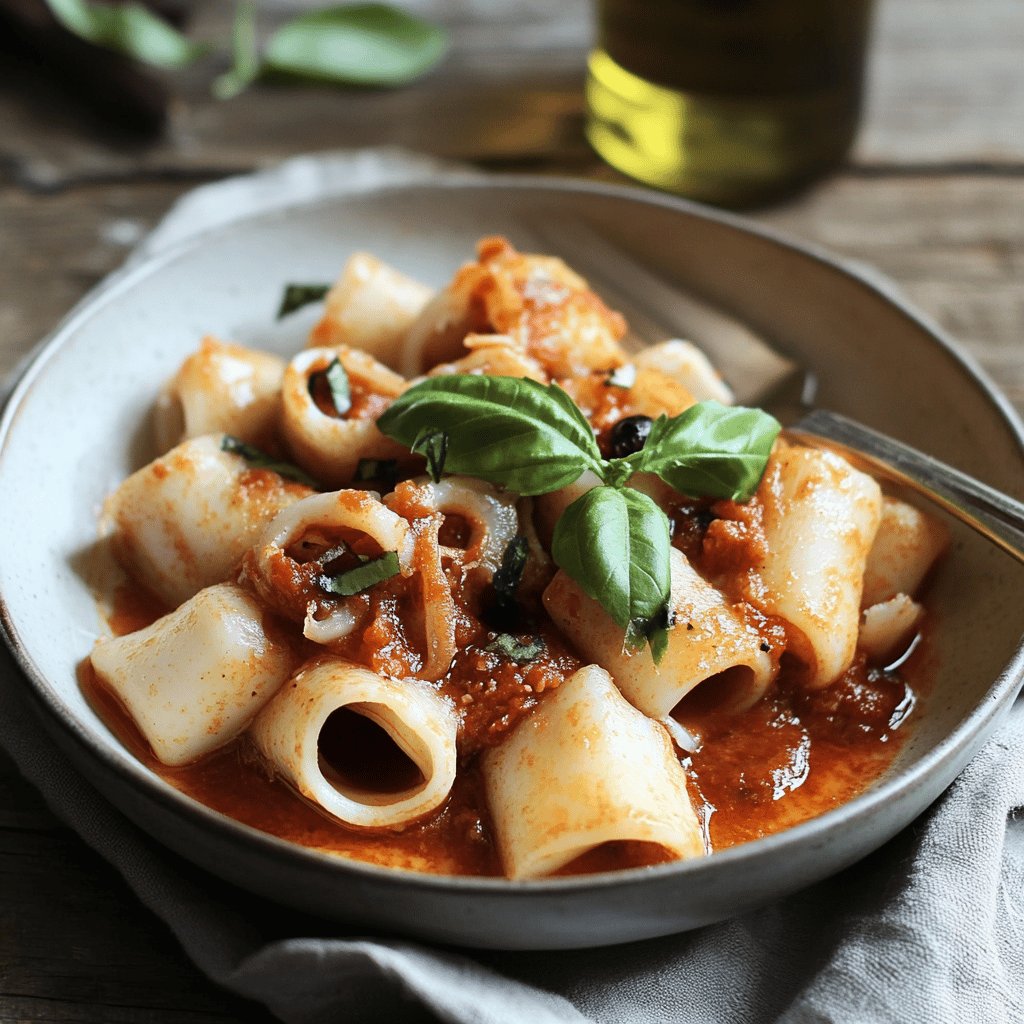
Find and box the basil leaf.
[309,358,351,417]
[220,435,318,488]
[320,550,400,596]
[485,634,545,665]
[551,486,672,660]
[45,0,205,68]
[638,401,781,501]
[213,0,260,100]
[264,3,448,87]
[492,535,528,607]
[377,375,602,496]
[606,364,637,389]
[277,283,330,319]
[412,429,448,483]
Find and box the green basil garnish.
[411,429,448,484]
[376,375,778,660]
[378,375,602,496]
[220,435,318,488]
[485,634,545,665]
[277,283,330,319]
[636,401,782,501]
[308,357,351,417]
[552,486,672,655]
[492,535,529,607]
[319,550,400,597]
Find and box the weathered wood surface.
[1,0,1022,1020]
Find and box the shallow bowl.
[1,177,1022,949]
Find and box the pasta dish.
[83,237,946,879]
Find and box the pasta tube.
[104,433,309,607]
[243,488,414,644]
[280,346,409,488]
[861,497,948,607]
[308,252,434,369]
[153,336,285,453]
[249,658,458,830]
[544,548,776,720]
[483,664,704,879]
[90,583,294,766]
[750,446,882,688]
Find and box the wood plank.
[0,751,274,1023]
[2,0,1023,192]
[2,175,1020,413]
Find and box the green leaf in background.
[213,0,260,100]
[45,0,205,68]
[377,375,603,496]
[637,401,781,501]
[551,485,672,660]
[264,3,449,87]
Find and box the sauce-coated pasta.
[86,238,945,878]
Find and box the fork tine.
[519,219,800,405]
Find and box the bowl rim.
[2,172,1023,898]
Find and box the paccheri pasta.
[84,237,947,880]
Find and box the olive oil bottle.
[585,0,875,207]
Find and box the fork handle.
[787,409,1024,565]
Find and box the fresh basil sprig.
[376,375,780,660]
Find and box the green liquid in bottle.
[585,0,875,208]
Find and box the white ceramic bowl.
[2,177,1023,949]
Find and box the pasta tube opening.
[249,659,458,829]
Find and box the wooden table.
[1,1,1021,1019]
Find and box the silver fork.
[522,220,1024,565]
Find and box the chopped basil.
[492,535,528,606]
[354,458,399,487]
[606,363,637,388]
[220,435,318,488]
[277,283,330,319]
[319,550,400,597]
[310,357,351,417]
[485,634,545,665]
[412,429,448,484]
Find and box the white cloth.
[2,150,1023,1024]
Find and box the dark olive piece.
[609,414,653,458]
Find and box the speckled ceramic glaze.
[1,178,1023,949]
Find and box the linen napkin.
[2,149,1023,1024]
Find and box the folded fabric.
[2,150,1022,1024]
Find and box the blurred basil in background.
[0,0,448,132]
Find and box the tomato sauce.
[85,573,925,877]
